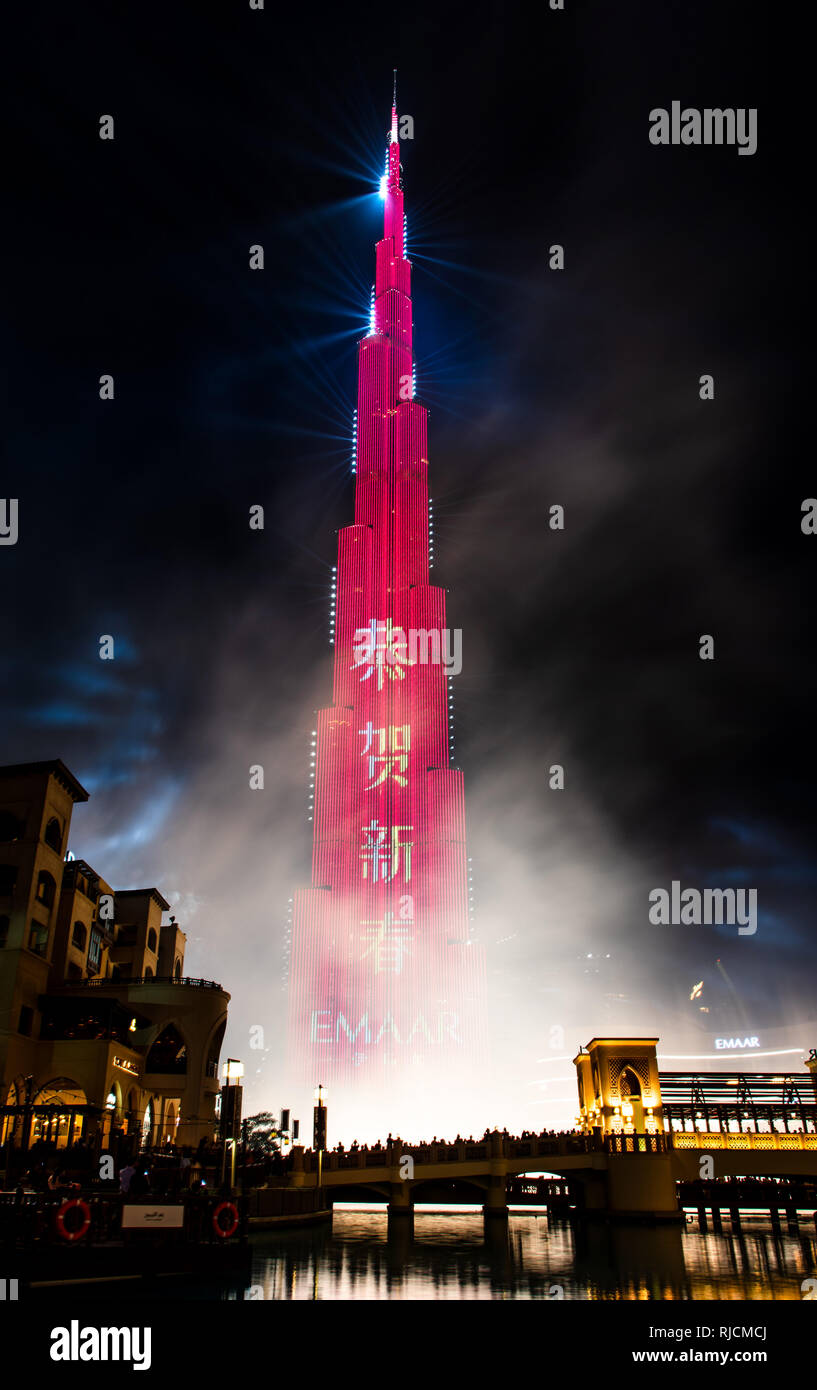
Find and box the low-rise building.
[0,759,229,1156]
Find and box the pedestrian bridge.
[289,1129,817,1224]
[288,1037,817,1223]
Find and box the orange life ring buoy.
[212,1200,240,1239]
[55,1197,92,1242]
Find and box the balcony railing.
[58,975,224,991]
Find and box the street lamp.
[220,1059,244,1189]
[313,1085,328,1192]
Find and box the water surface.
[237,1206,815,1301]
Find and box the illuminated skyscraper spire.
[287,79,486,1097]
[391,69,398,142]
[383,80,405,261]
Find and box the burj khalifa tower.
[287,78,487,1107]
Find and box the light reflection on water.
[240,1206,816,1301]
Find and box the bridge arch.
[410,1175,489,1204]
[328,1182,392,1203]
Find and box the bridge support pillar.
[482,1176,509,1230]
[387,1183,413,1240]
[605,1155,681,1221]
[288,1147,306,1188]
[574,1170,608,1215]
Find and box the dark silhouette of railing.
[302,1131,665,1173]
[55,976,224,991]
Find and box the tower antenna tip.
[393,69,397,106]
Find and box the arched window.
[619,1065,644,1130]
[147,928,158,954]
[620,1066,642,1099]
[206,1018,227,1082]
[141,1099,154,1149]
[28,922,49,956]
[44,817,62,853]
[146,1024,187,1074]
[29,1082,87,1144]
[0,811,24,843]
[71,921,87,951]
[174,958,182,980]
[144,965,154,979]
[36,871,56,908]
[1,1081,19,1146]
[164,1102,177,1143]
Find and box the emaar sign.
[714,1036,760,1051]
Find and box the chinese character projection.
[286,88,487,1083]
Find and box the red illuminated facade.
[287,86,486,1085]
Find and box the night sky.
[5,2,814,1135]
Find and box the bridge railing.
[604,1134,669,1155]
[299,1126,817,1177]
[671,1131,817,1152]
[303,1132,602,1172]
